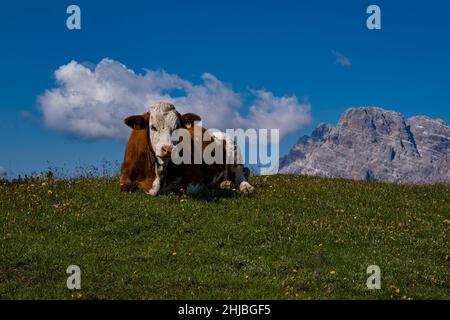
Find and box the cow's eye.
[151,125,157,131]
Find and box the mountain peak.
[280,107,450,184]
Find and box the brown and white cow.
[120,102,254,195]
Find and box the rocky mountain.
[279,107,450,184]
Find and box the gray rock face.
[279,107,450,184]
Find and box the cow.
[120,101,254,195]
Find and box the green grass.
[1,174,449,300]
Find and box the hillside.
[1,175,449,299]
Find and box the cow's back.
[164,126,238,192]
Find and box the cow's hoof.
[146,179,161,196]
[220,180,233,189]
[147,187,159,196]
[239,181,255,195]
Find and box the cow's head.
[124,102,201,166]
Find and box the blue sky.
[0,0,449,177]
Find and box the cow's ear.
[124,113,149,130]
[180,113,201,128]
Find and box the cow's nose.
[161,145,173,155]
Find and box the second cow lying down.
[120,102,254,195]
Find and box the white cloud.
[38,58,311,141]
[332,50,352,67]
[0,166,7,177]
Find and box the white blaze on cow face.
[148,102,181,165]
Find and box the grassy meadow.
[0,174,449,299]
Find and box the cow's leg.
[138,178,154,194]
[186,183,205,194]
[239,181,254,194]
[217,164,234,190]
[147,178,161,196]
[210,170,232,189]
[119,173,137,192]
[231,138,254,194]
[147,163,166,196]
[230,164,254,195]
[219,180,233,189]
[222,138,254,194]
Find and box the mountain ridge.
[279,106,450,184]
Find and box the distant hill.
[280,107,450,184]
